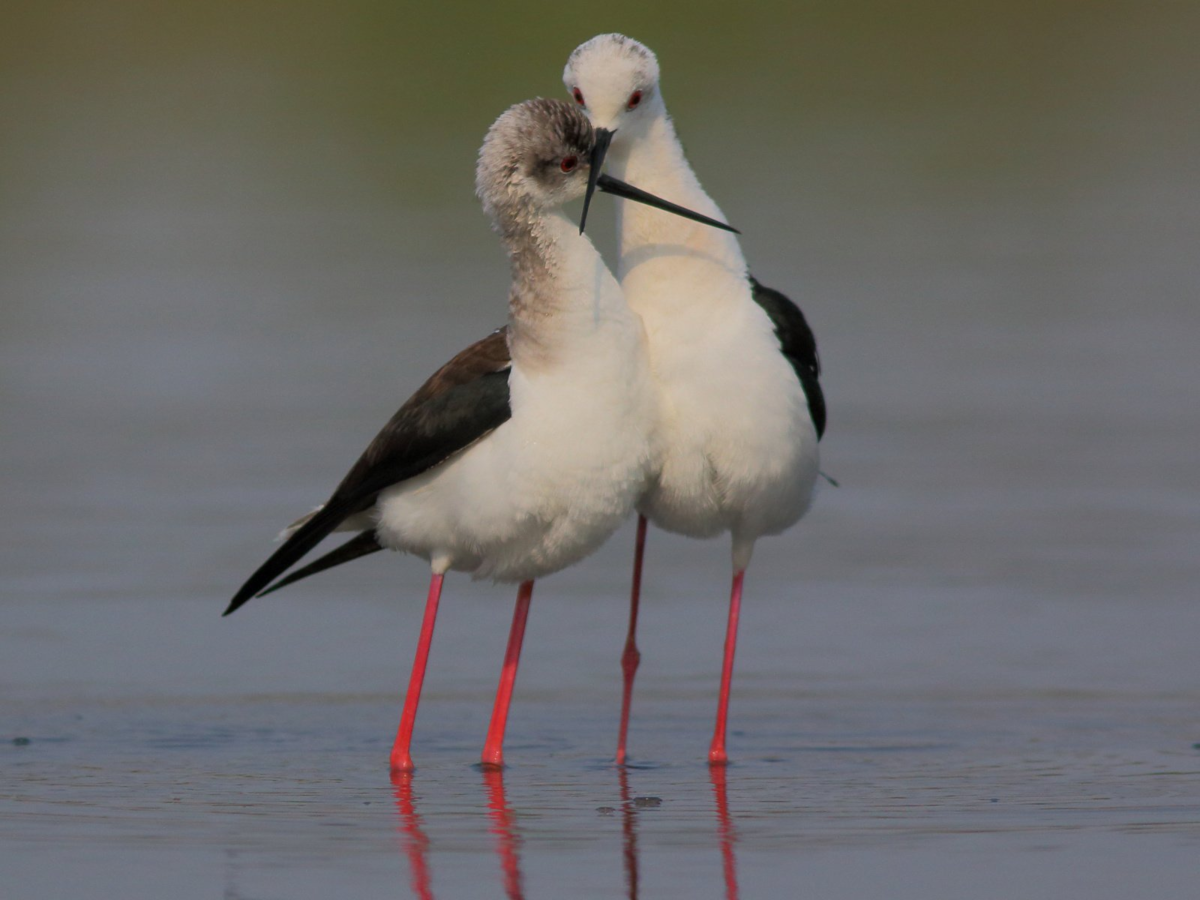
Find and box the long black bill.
[595,174,740,234]
[578,127,615,235]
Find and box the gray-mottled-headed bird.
[224,97,736,771]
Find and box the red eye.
[573,87,585,106]
[560,155,578,173]
[627,90,642,109]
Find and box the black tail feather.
[224,498,360,616]
[255,530,384,598]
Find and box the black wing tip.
[223,584,257,616]
[220,499,353,618]
[254,530,384,599]
[222,570,282,616]
[226,528,386,613]
[224,565,273,615]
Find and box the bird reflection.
[390,769,434,900]
[387,765,739,900]
[709,765,740,900]
[389,768,530,900]
[482,768,526,900]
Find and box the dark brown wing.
[749,277,825,439]
[224,328,511,615]
[328,327,513,502]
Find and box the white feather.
[566,35,820,570]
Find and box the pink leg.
[481,580,535,768]
[708,569,745,766]
[390,572,445,772]
[616,514,648,765]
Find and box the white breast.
[633,274,819,547]
[610,125,821,566]
[374,217,659,583]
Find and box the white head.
[562,34,662,134]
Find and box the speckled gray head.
[475,98,594,226]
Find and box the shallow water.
[6,661,1200,897]
[5,581,1200,897]
[3,3,1200,898]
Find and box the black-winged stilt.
[224,97,734,771]
[564,35,827,766]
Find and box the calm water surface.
[3,3,1199,897]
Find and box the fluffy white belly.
[638,319,820,547]
[374,378,655,583]
[643,389,818,539]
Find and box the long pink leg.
[708,569,745,766]
[616,514,648,765]
[390,571,445,772]
[481,580,535,768]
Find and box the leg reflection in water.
[390,769,434,900]
[709,765,741,900]
[483,768,526,900]
[618,766,641,900]
[387,766,735,900]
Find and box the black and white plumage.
[225,329,511,612]
[248,279,832,604]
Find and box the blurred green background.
[4,1,1194,268]
[4,0,1196,319]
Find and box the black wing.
[224,328,512,615]
[749,276,825,439]
[255,530,384,598]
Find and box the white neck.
[605,105,748,287]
